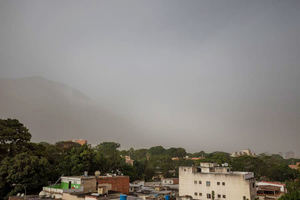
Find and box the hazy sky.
[0,0,300,155]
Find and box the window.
[217,182,220,185]
[199,193,202,196]
[194,192,198,196]
[252,183,255,188]
[243,196,246,200]
[184,169,186,171]
[206,181,211,186]
[207,194,211,199]
[194,180,197,184]
[222,182,225,186]
[223,195,226,198]
[199,180,202,184]
[218,194,221,198]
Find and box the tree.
[148,146,166,155]
[59,144,97,176]
[279,180,300,200]
[55,141,81,151]
[166,147,187,158]
[0,152,51,199]
[0,119,31,158]
[96,142,120,154]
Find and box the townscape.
[1,119,300,200]
[1,1,300,200]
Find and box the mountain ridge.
[0,76,140,146]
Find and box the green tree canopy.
[0,119,31,158]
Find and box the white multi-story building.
[179,163,256,200]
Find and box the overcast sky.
[0,0,300,155]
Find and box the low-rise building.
[179,163,256,200]
[72,139,88,146]
[288,162,300,170]
[40,175,97,199]
[285,151,295,159]
[97,176,130,194]
[125,156,134,166]
[256,181,286,200]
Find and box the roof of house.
[258,181,285,186]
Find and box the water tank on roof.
[84,171,88,177]
[95,171,101,177]
[120,194,127,200]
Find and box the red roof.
[259,181,285,186]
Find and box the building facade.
[97,176,130,194]
[179,163,256,200]
[40,175,96,199]
[231,149,256,157]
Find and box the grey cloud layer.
[0,0,299,155]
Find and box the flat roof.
[61,176,96,180]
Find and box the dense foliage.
[0,118,299,199]
[279,180,300,200]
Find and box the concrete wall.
[179,167,256,200]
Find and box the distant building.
[161,178,179,185]
[179,163,256,200]
[171,156,205,161]
[288,162,300,170]
[72,139,87,146]
[285,151,295,159]
[125,156,134,166]
[97,175,130,194]
[231,149,256,157]
[190,157,204,161]
[256,181,286,200]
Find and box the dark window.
[194,180,197,184]
[184,169,186,171]
[243,196,246,200]
[194,192,198,196]
[222,182,225,186]
[199,180,202,184]
[223,195,226,198]
[68,181,72,189]
[217,182,220,185]
[199,193,202,196]
[206,181,211,186]
[218,194,221,198]
[207,194,211,199]
[252,183,255,188]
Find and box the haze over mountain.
[1,1,300,155]
[0,76,299,155]
[0,77,143,147]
